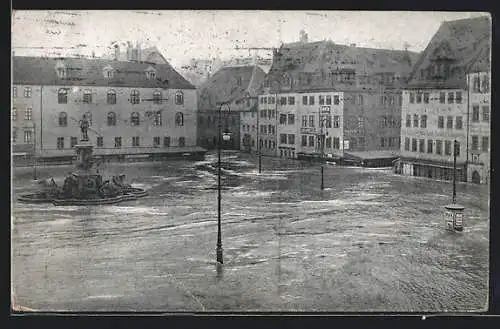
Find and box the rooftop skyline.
[12,11,488,69]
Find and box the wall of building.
[257,94,278,156]
[240,110,258,153]
[19,84,197,158]
[12,84,42,155]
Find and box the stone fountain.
[18,117,147,206]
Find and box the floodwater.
[11,151,489,312]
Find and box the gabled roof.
[197,65,266,110]
[263,40,420,92]
[12,56,196,89]
[406,15,491,89]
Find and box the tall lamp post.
[33,123,37,180]
[444,139,465,232]
[318,106,331,190]
[216,101,232,264]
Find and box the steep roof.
[406,15,491,89]
[264,40,420,92]
[197,65,266,110]
[12,56,196,89]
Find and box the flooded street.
[11,152,489,312]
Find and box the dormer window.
[145,66,157,80]
[103,65,114,78]
[55,61,67,79]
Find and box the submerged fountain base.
[18,141,147,206]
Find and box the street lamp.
[216,101,231,264]
[318,106,331,190]
[444,139,465,232]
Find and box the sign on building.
[300,127,317,134]
[320,105,331,114]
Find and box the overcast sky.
[12,10,488,68]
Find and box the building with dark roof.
[258,36,419,161]
[397,16,491,183]
[197,65,266,151]
[11,55,203,163]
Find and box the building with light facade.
[12,55,202,164]
[398,16,490,182]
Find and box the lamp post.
[444,139,464,232]
[33,123,37,180]
[216,101,231,264]
[318,106,331,190]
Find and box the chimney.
[114,44,120,61]
[300,30,308,43]
[126,41,133,61]
[92,51,95,58]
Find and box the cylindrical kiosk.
[444,203,465,232]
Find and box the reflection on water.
[11,153,489,312]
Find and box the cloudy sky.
[12,10,488,68]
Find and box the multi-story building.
[197,65,265,150]
[398,16,490,182]
[12,55,203,163]
[258,37,419,163]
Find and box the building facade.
[12,56,202,163]
[398,16,490,182]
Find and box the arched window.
[153,111,162,126]
[58,112,68,126]
[130,89,140,104]
[175,112,184,126]
[58,88,68,104]
[107,90,116,104]
[175,91,184,105]
[84,111,92,125]
[153,91,162,104]
[107,111,116,126]
[131,112,140,126]
[83,89,92,104]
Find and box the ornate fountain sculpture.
[18,116,147,206]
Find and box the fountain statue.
[18,115,147,206]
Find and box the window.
[164,137,171,147]
[24,87,32,98]
[175,112,184,126]
[445,140,452,155]
[288,114,295,125]
[455,141,460,156]
[58,88,68,104]
[24,130,32,143]
[419,139,425,153]
[455,91,462,104]
[447,92,454,104]
[107,90,116,104]
[446,116,453,129]
[12,107,17,121]
[97,137,103,147]
[280,97,286,105]
[146,70,156,79]
[279,114,287,125]
[57,67,67,79]
[83,89,92,104]
[473,76,480,92]
[301,135,307,146]
[334,95,339,105]
[423,92,429,103]
[270,96,275,104]
[288,96,295,105]
[380,137,385,148]
[436,140,442,155]
[358,137,365,147]
[131,112,140,126]
[358,95,364,105]
[333,137,340,149]
[350,138,357,149]
[280,134,287,144]
[326,137,332,148]
[58,112,67,126]
[325,115,332,128]
[471,136,479,151]
[153,137,161,147]
[57,137,64,149]
[308,135,314,147]
[105,69,114,78]
[319,95,325,105]
[309,115,315,127]
[107,112,116,126]
[481,75,489,92]
[152,91,162,104]
[260,110,267,118]
[427,139,433,153]
[409,92,415,103]
[472,105,479,122]
[267,110,272,118]
[404,137,410,151]
[438,116,444,128]
[175,91,184,105]
[302,115,307,127]
[309,96,315,105]
[24,107,32,121]
[482,106,490,122]
[130,90,140,104]
[439,92,445,103]
[406,114,411,127]
[412,138,417,152]
[326,95,332,105]
[288,134,295,145]
[71,137,78,148]
[482,136,489,152]
[358,116,364,128]
[13,87,17,98]
[151,111,161,126]
[268,124,273,134]
[333,115,339,128]
[456,116,463,129]
[263,97,268,104]
[114,137,122,148]
[132,136,140,147]
[416,93,422,103]
[413,114,419,128]
[421,115,427,128]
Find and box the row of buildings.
[12,16,490,184]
